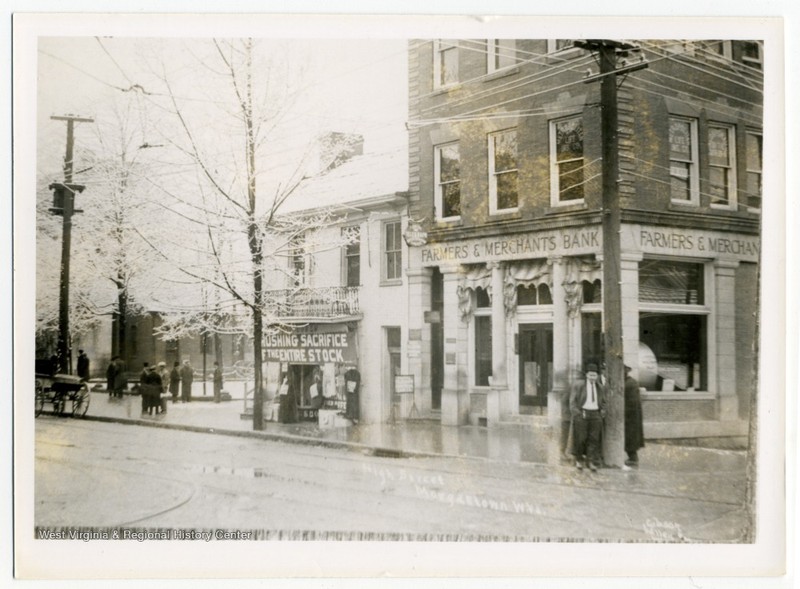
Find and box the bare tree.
[143,38,355,430]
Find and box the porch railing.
[264,286,360,320]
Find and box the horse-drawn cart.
[35,360,90,418]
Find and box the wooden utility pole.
[574,40,647,467]
[49,114,93,374]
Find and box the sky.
[36,36,409,181]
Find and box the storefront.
[263,323,361,427]
[406,222,758,440]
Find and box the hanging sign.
[264,325,357,364]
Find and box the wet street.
[35,416,749,542]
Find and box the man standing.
[570,363,607,472]
[624,365,645,467]
[76,350,90,382]
[180,360,194,403]
[106,356,118,399]
[213,362,223,403]
[169,361,181,402]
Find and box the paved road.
[34,416,748,542]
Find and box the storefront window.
[639,314,706,391]
[639,259,703,304]
[638,259,708,392]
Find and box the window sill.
[545,202,588,215]
[488,208,521,220]
[483,66,519,83]
[380,279,403,288]
[434,217,463,228]
[431,83,462,96]
[546,47,585,64]
[710,203,737,212]
[668,201,700,211]
[641,391,715,401]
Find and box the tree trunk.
[117,278,127,365]
[250,221,265,430]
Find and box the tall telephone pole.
[49,114,93,374]
[573,40,647,467]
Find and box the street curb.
[81,414,458,462]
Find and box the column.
[441,264,468,425]
[405,266,432,418]
[487,261,507,426]
[620,253,643,370]
[548,256,569,464]
[714,259,739,421]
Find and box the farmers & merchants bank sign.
[420,224,759,265]
[264,326,356,364]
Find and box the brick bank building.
[402,39,762,442]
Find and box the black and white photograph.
[11,11,789,583]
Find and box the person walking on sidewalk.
[624,365,645,467]
[140,364,163,416]
[180,360,194,403]
[169,361,180,403]
[570,363,607,472]
[106,357,118,399]
[213,362,223,403]
[77,350,90,382]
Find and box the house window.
[489,129,518,213]
[745,131,763,211]
[638,259,708,392]
[383,220,402,282]
[435,142,461,219]
[433,39,458,88]
[289,233,308,287]
[708,124,737,208]
[487,39,516,72]
[342,226,360,287]
[669,116,699,204]
[550,116,584,204]
[740,41,762,69]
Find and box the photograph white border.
[7,6,794,587]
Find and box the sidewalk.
[80,386,748,474]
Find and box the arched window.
[475,287,491,308]
[537,284,552,304]
[516,283,553,305]
[582,279,602,303]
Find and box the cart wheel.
[54,393,66,416]
[35,382,45,418]
[72,386,91,418]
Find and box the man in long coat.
[180,360,194,403]
[624,365,645,466]
[169,361,181,403]
[106,357,118,398]
[77,350,90,382]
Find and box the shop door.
[518,324,553,408]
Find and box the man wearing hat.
[569,362,607,471]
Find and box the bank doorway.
[518,323,553,409]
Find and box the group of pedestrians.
[565,363,645,472]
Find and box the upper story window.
[435,142,461,220]
[708,123,737,209]
[342,226,360,287]
[639,259,704,305]
[707,40,732,60]
[487,39,516,72]
[550,115,584,205]
[668,116,699,205]
[289,233,309,287]
[745,131,763,211]
[488,129,518,213]
[547,39,575,53]
[383,220,403,282]
[740,41,763,69]
[433,39,458,89]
